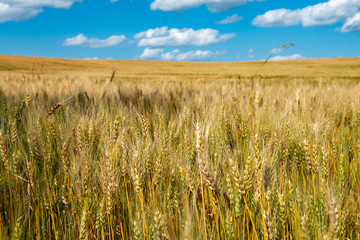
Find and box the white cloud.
[253,0,360,29]
[269,54,305,61]
[253,8,303,27]
[248,48,255,58]
[216,14,243,24]
[63,34,126,48]
[139,48,224,61]
[161,49,223,61]
[0,2,41,22]
[84,57,99,60]
[340,12,360,32]
[270,47,284,55]
[0,0,81,8]
[140,48,164,59]
[150,0,261,13]
[0,0,80,23]
[134,27,235,47]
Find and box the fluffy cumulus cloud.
[140,48,224,61]
[340,12,360,32]
[63,34,126,48]
[150,0,260,13]
[252,0,360,32]
[161,49,224,61]
[140,48,164,59]
[216,14,243,24]
[269,54,305,61]
[0,0,80,23]
[134,27,235,47]
[0,2,40,22]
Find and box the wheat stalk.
[46,91,89,118]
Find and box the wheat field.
[0,55,360,239]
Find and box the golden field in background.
[0,54,360,239]
[0,54,359,79]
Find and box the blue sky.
[0,0,359,62]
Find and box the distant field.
[0,55,360,239]
[0,54,359,80]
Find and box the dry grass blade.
[109,70,116,83]
[46,91,89,118]
[250,42,295,80]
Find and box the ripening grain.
[0,56,360,239]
